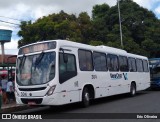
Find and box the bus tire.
[81,87,90,107]
[130,83,136,97]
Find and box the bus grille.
[21,98,43,104]
[19,87,46,91]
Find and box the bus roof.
[57,40,127,55]
[19,40,148,59]
[57,40,147,59]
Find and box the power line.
[0,19,20,26]
[0,24,20,29]
[0,16,22,21]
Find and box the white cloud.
[133,0,160,10]
[155,6,160,14]
[133,0,152,9]
[3,39,18,55]
[0,0,158,23]
[0,25,12,30]
[32,5,60,19]
[155,6,160,18]
[0,0,118,20]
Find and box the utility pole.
[0,42,5,64]
[117,0,123,49]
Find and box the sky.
[0,0,160,55]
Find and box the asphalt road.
[9,89,160,122]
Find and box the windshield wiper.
[35,52,45,66]
[19,54,26,69]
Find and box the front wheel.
[81,87,90,107]
[130,83,136,97]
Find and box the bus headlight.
[46,85,56,96]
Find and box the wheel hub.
[85,93,89,101]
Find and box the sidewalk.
[2,101,22,109]
[1,101,28,113]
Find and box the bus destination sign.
[18,41,56,55]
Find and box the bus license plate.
[21,92,27,97]
[28,102,36,105]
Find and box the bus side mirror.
[60,48,68,63]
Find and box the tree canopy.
[18,0,160,58]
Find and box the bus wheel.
[130,83,136,97]
[81,87,90,107]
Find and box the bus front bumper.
[16,93,60,106]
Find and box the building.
[0,54,17,79]
[0,54,17,68]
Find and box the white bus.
[15,40,150,107]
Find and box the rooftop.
[0,54,17,64]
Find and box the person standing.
[6,78,14,103]
[0,86,2,109]
[1,76,8,104]
[0,76,2,87]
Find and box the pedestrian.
[6,78,14,103]
[0,86,2,110]
[0,76,2,87]
[1,75,8,104]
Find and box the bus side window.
[107,54,119,72]
[78,49,93,71]
[143,60,149,72]
[107,56,111,70]
[119,56,129,72]
[128,57,137,72]
[93,52,107,71]
[59,53,77,84]
[136,58,143,72]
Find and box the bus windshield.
[16,52,56,86]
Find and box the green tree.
[78,12,93,43]
[89,40,103,46]
[91,0,160,57]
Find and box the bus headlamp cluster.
[46,85,56,96]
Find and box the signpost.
[0,29,12,64]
